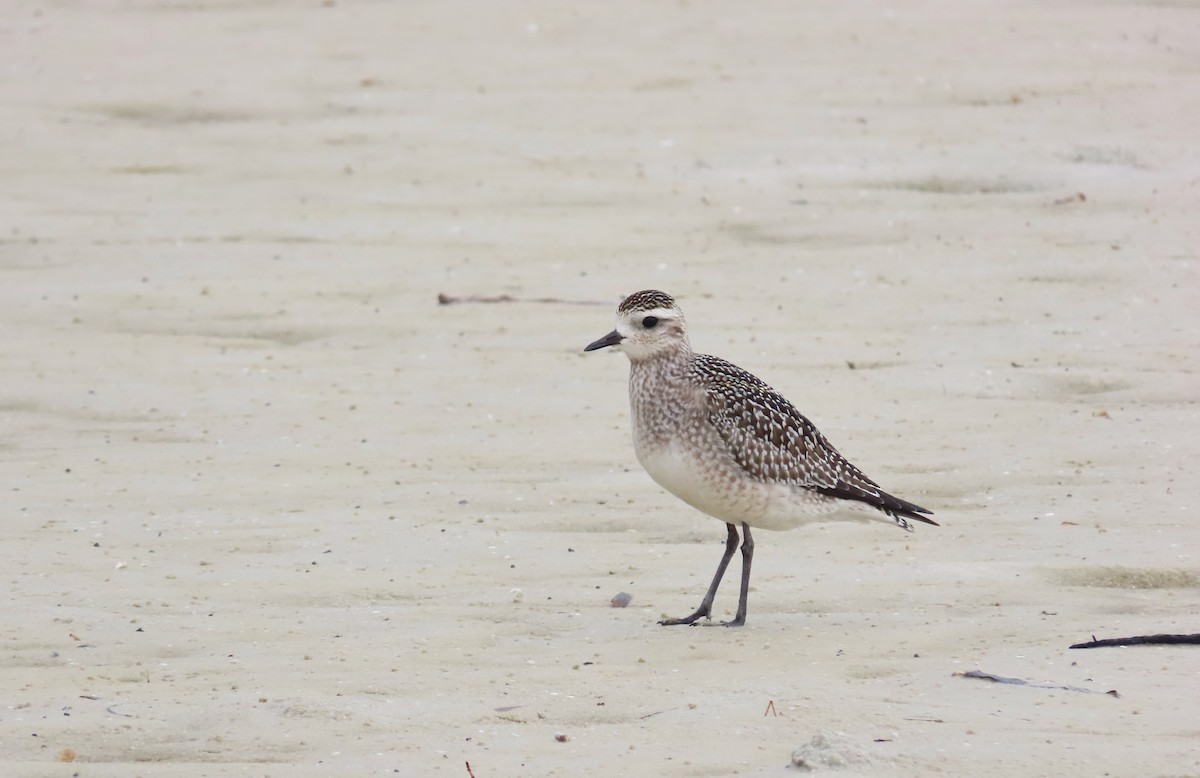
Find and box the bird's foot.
[658,607,710,626]
[719,616,746,628]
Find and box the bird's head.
[584,289,690,362]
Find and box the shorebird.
[585,290,936,627]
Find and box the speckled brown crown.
[617,290,677,314]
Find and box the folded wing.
[694,354,936,528]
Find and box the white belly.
[635,437,862,531]
[625,369,869,530]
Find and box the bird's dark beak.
[584,329,623,352]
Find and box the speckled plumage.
[585,289,935,626]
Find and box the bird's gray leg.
[659,523,740,626]
[722,523,754,627]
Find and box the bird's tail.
[884,494,938,531]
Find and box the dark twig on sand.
[437,293,610,306]
[1069,633,1200,649]
[639,708,673,719]
[955,670,1119,697]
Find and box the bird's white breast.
[635,432,850,531]
[627,355,846,531]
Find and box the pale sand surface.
[3,1,1199,775]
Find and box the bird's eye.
[642,316,659,329]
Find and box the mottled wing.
[693,354,935,527]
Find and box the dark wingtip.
[908,512,939,527]
[818,483,937,528]
[891,498,937,527]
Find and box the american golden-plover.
[585,290,936,627]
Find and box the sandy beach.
[2,1,1199,775]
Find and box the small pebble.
[554,733,570,742]
[610,592,632,608]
